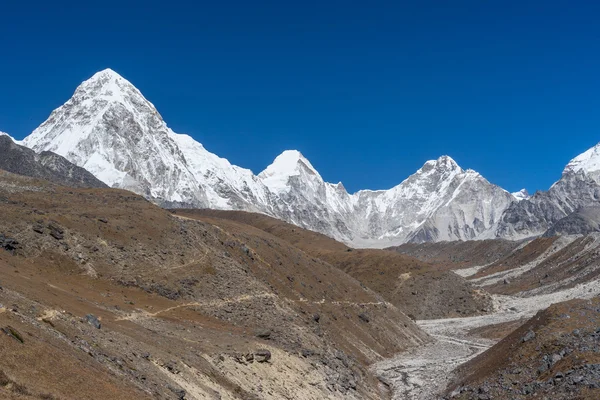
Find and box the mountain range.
[5,69,600,246]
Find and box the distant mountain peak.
[91,68,121,78]
[420,155,462,174]
[84,68,130,89]
[259,150,322,191]
[18,71,519,247]
[72,68,149,108]
[564,142,600,176]
[512,189,530,201]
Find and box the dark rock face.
[0,135,107,189]
[255,329,272,339]
[544,206,600,236]
[358,313,370,323]
[167,385,186,399]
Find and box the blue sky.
[2,1,600,193]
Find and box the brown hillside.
[172,209,493,320]
[447,297,600,400]
[0,170,428,399]
[392,239,523,270]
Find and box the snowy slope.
[497,143,600,240]
[169,132,271,210]
[563,142,600,184]
[21,69,519,247]
[350,156,514,245]
[22,69,205,204]
[511,189,530,201]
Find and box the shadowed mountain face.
[544,206,600,236]
[0,135,107,188]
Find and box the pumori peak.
[21,69,219,205]
[73,68,142,104]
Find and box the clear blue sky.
[2,1,600,194]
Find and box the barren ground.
[373,262,600,399]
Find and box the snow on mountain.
[259,150,322,193]
[20,69,519,247]
[22,69,204,204]
[168,132,271,210]
[350,156,515,245]
[497,142,600,240]
[511,189,530,201]
[563,142,600,183]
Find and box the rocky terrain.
[0,169,441,399]
[545,206,600,236]
[392,240,523,270]
[0,134,106,189]
[172,209,492,320]
[381,236,600,399]
[0,161,599,399]
[447,297,600,399]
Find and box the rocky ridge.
[0,134,106,188]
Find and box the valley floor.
[373,272,600,399]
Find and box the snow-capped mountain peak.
[511,189,530,201]
[563,142,600,183]
[71,68,150,111]
[19,68,520,247]
[419,155,461,173]
[21,69,204,201]
[431,155,460,170]
[259,150,323,192]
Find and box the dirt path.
[373,277,600,399]
[115,292,392,322]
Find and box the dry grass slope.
[0,170,431,399]
[173,209,493,320]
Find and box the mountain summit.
[563,142,600,183]
[22,68,201,202]
[21,69,518,246]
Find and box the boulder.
[255,349,271,363]
[85,314,101,329]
